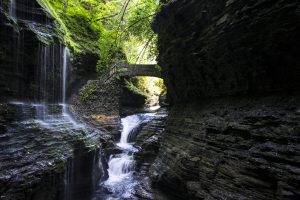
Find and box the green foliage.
[79,83,97,103]
[154,64,162,72]
[123,0,161,63]
[38,0,102,53]
[38,0,165,76]
[126,76,166,97]
[125,79,148,97]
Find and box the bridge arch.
[118,64,161,78]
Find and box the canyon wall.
[151,0,300,199]
[153,0,300,103]
[0,1,101,199]
[0,0,97,102]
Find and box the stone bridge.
[105,63,161,82]
[119,64,161,78]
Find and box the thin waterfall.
[61,47,81,126]
[62,47,68,114]
[9,0,21,98]
[35,44,49,120]
[9,0,17,19]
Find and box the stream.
[93,113,156,200]
[3,1,161,199]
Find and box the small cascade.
[31,43,81,127]
[96,113,154,199]
[118,115,147,151]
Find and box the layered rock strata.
[0,103,103,200]
[151,0,300,199]
[150,95,300,199]
[153,0,300,103]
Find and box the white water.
[61,47,81,127]
[62,47,68,113]
[9,45,82,129]
[101,113,154,199]
[117,115,146,151]
[9,0,17,19]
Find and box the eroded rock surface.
[150,95,300,199]
[153,0,300,103]
[72,79,121,138]
[0,103,103,200]
[151,0,300,199]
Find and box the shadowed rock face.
[150,96,300,200]
[0,0,62,102]
[0,0,97,102]
[150,0,300,199]
[0,103,103,200]
[0,1,102,199]
[153,0,300,104]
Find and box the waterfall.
[118,115,145,151]
[62,47,68,115]
[61,47,81,126]
[35,44,50,120]
[98,113,154,199]
[9,0,17,19]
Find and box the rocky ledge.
[0,103,104,200]
[150,94,300,199]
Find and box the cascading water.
[7,43,89,200]
[3,2,101,199]
[61,47,80,126]
[9,0,17,19]
[62,47,68,113]
[93,113,154,200]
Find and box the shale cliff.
[0,0,97,102]
[0,1,102,199]
[151,0,300,199]
[153,0,300,103]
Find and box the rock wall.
[151,0,300,199]
[0,1,102,199]
[71,79,121,137]
[0,103,103,200]
[0,0,97,102]
[153,0,300,103]
[150,95,300,199]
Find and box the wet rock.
[149,95,300,199]
[0,104,104,200]
[71,79,121,136]
[121,85,147,108]
[151,0,300,199]
[153,0,300,104]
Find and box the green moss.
[125,79,148,97]
[79,83,97,103]
[37,0,101,53]
[155,64,162,72]
[26,23,55,45]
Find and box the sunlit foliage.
[39,0,164,73]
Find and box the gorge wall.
[153,0,300,103]
[0,0,97,102]
[151,0,300,199]
[0,1,102,199]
